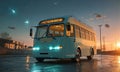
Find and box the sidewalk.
[97,50,120,56]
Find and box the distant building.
[0,38,27,49]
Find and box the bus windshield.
[35,24,64,39]
[35,25,48,39]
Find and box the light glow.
[40,18,63,24]
[24,20,29,24]
[116,42,120,48]
[118,56,120,64]
[33,47,40,51]
[11,9,16,14]
[49,46,53,50]
[49,46,62,50]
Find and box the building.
[0,38,27,49]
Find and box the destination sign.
[40,18,64,24]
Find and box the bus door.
[66,24,75,38]
[66,24,75,53]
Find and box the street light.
[98,24,110,52]
[98,25,102,52]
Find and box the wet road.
[0,55,120,72]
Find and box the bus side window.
[66,25,71,31]
[66,24,74,37]
[75,25,80,38]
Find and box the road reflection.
[30,59,98,72]
[118,56,120,64]
[26,55,30,63]
[0,55,120,72]
[26,55,30,70]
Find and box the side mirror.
[66,25,71,31]
[30,28,33,36]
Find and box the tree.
[0,32,12,40]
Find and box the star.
[53,2,58,5]
[24,20,30,25]
[11,9,16,14]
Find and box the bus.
[30,16,96,62]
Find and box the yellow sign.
[40,18,64,24]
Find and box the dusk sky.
[0,0,120,49]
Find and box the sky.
[0,0,120,50]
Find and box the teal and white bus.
[30,16,96,62]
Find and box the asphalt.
[0,55,120,72]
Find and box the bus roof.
[39,16,71,24]
[68,16,95,33]
[39,16,95,33]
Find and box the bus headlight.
[33,47,40,51]
[49,45,62,50]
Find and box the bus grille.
[40,53,48,55]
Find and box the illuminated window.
[66,24,74,37]
[80,28,86,39]
[48,24,64,37]
[86,30,89,40]
[75,26,80,38]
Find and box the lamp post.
[98,24,110,52]
[103,36,106,51]
[98,25,102,52]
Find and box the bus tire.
[36,58,44,62]
[87,56,92,60]
[87,48,94,60]
[75,48,81,62]
[71,48,81,62]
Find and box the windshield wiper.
[37,31,47,39]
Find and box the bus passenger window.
[66,25,71,31]
[75,26,80,38]
[66,25,74,37]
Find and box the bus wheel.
[75,48,81,62]
[87,56,92,60]
[87,48,94,60]
[36,58,44,62]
